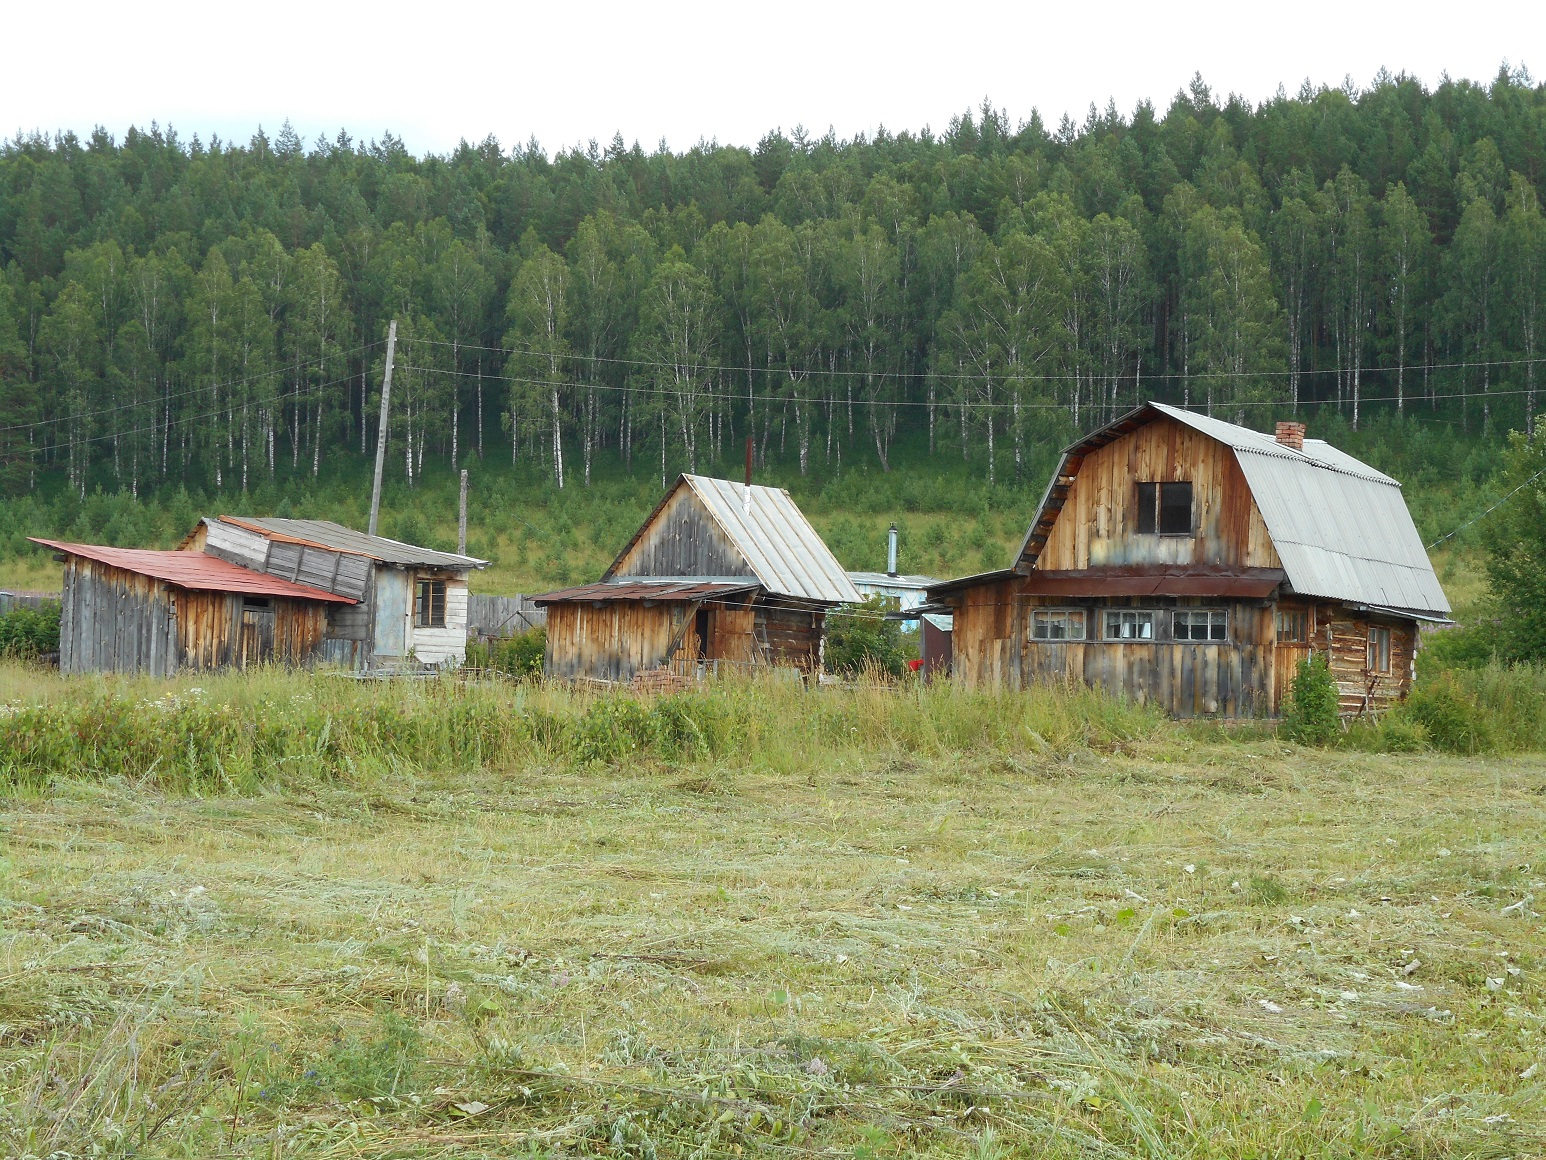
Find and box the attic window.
[415,579,447,629]
[1136,482,1193,535]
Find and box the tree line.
[2,67,1545,498]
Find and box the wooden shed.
[535,474,861,683]
[32,538,355,676]
[182,517,488,671]
[926,404,1451,717]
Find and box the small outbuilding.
[536,474,861,683]
[33,538,355,676]
[926,403,1451,717]
[182,517,488,670]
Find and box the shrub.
[1404,674,1496,755]
[0,602,60,659]
[824,596,915,678]
[466,626,546,678]
[1283,655,1339,745]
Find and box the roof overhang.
[532,579,760,606]
[1022,566,1286,599]
[30,537,357,603]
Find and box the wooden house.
[925,404,1451,717]
[535,474,861,683]
[181,517,488,670]
[33,538,355,676]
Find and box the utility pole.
[457,468,469,554]
[367,319,397,537]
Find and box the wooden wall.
[59,558,179,676]
[945,576,1418,718]
[544,594,822,682]
[58,557,328,675]
[611,485,758,579]
[1037,415,1280,571]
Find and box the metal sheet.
[30,539,355,603]
[1007,402,1448,617]
[216,517,487,570]
[534,580,759,605]
[373,568,410,657]
[682,476,862,604]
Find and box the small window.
[242,596,272,610]
[1173,609,1228,641]
[1276,609,1308,644]
[1136,481,1193,535]
[1031,609,1087,641]
[1367,626,1391,674]
[1104,610,1155,641]
[415,579,447,628]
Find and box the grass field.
[1,665,1542,1158]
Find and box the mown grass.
[0,663,1542,1158]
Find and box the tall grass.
[0,664,1161,794]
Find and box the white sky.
[7,1,1543,157]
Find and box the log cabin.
[535,474,861,683]
[925,403,1451,717]
[32,538,355,676]
[180,517,488,671]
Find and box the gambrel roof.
[1013,402,1449,618]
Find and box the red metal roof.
[29,538,357,603]
[533,579,759,605]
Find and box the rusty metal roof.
[213,517,487,570]
[30,538,357,603]
[532,579,759,605]
[1010,402,1449,618]
[1021,566,1286,599]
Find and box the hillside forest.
[0,69,1544,592]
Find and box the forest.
[1,67,1544,514]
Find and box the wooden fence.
[466,593,546,640]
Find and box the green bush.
[466,626,546,678]
[1403,673,1496,755]
[824,596,916,678]
[0,603,60,659]
[1283,655,1339,745]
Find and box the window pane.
[1068,610,1085,640]
[1137,483,1157,534]
[1159,482,1192,534]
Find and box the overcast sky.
[6,1,1542,157]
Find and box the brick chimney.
[1275,421,1306,451]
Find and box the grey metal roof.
[679,476,862,604]
[1008,403,1448,617]
[217,517,488,570]
[847,571,942,590]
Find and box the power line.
[1426,467,1546,550]
[420,335,1546,385]
[400,363,1546,413]
[0,340,384,435]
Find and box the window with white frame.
[1031,608,1087,641]
[1104,609,1155,641]
[1172,609,1228,641]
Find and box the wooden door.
[372,569,410,660]
[239,604,275,669]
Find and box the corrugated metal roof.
[847,571,942,589]
[215,517,488,570]
[1006,402,1448,618]
[606,475,861,604]
[533,579,760,605]
[30,538,356,603]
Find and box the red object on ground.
[907,658,924,672]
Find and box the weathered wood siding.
[58,557,328,675]
[611,486,758,579]
[406,574,470,667]
[1037,415,1280,571]
[544,601,678,682]
[754,601,824,672]
[59,558,179,676]
[466,593,546,638]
